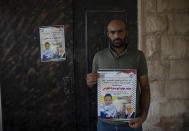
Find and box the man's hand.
[128,117,144,129]
[86,73,99,87]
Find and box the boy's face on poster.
[104,96,112,105]
[45,43,50,50]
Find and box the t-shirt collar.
[108,47,128,58]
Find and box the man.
[126,104,135,119]
[86,19,150,131]
[54,44,65,58]
[116,104,127,119]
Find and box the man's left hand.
[128,117,144,129]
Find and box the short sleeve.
[92,53,98,73]
[137,51,148,77]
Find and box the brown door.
[74,0,137,131]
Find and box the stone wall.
[139,0,189,130]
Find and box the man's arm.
[129,74,150,128]
[139,74,150,121]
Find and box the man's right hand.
[86,73,99,87]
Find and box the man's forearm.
[140,84,150,122]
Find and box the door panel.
[0,0,76,131]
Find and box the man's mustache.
[113,38,122,42]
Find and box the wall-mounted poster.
[39,25,66,62]
[97,69,137,123]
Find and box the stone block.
[165,80,189,99]
[149,98,166,117]
[143,126,163,131]
[143,117,162,131]
[169,61,189,79]
[159,100,189,117]
[149,100,161,117]
[161,36,189,59]
[145,15,167,34]
[148,128,163,131]
[157,0,189,12]
[144,0,156,12]
[145,35,161,59]
[156,115,187,131]
[168,14,189,35]
[150,80,165,98]
[148,61,169,80]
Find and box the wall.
[139,0,189,130]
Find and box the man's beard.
[109,38,127,48]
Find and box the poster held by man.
[97,69,137,123]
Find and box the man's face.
[121,105,126,112]
[107,20,127,48]
[104,96,112,105]
[127,105,133,114]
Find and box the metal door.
[0,0,76,131]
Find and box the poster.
[97,69,137,122]
[39,25,66,62]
